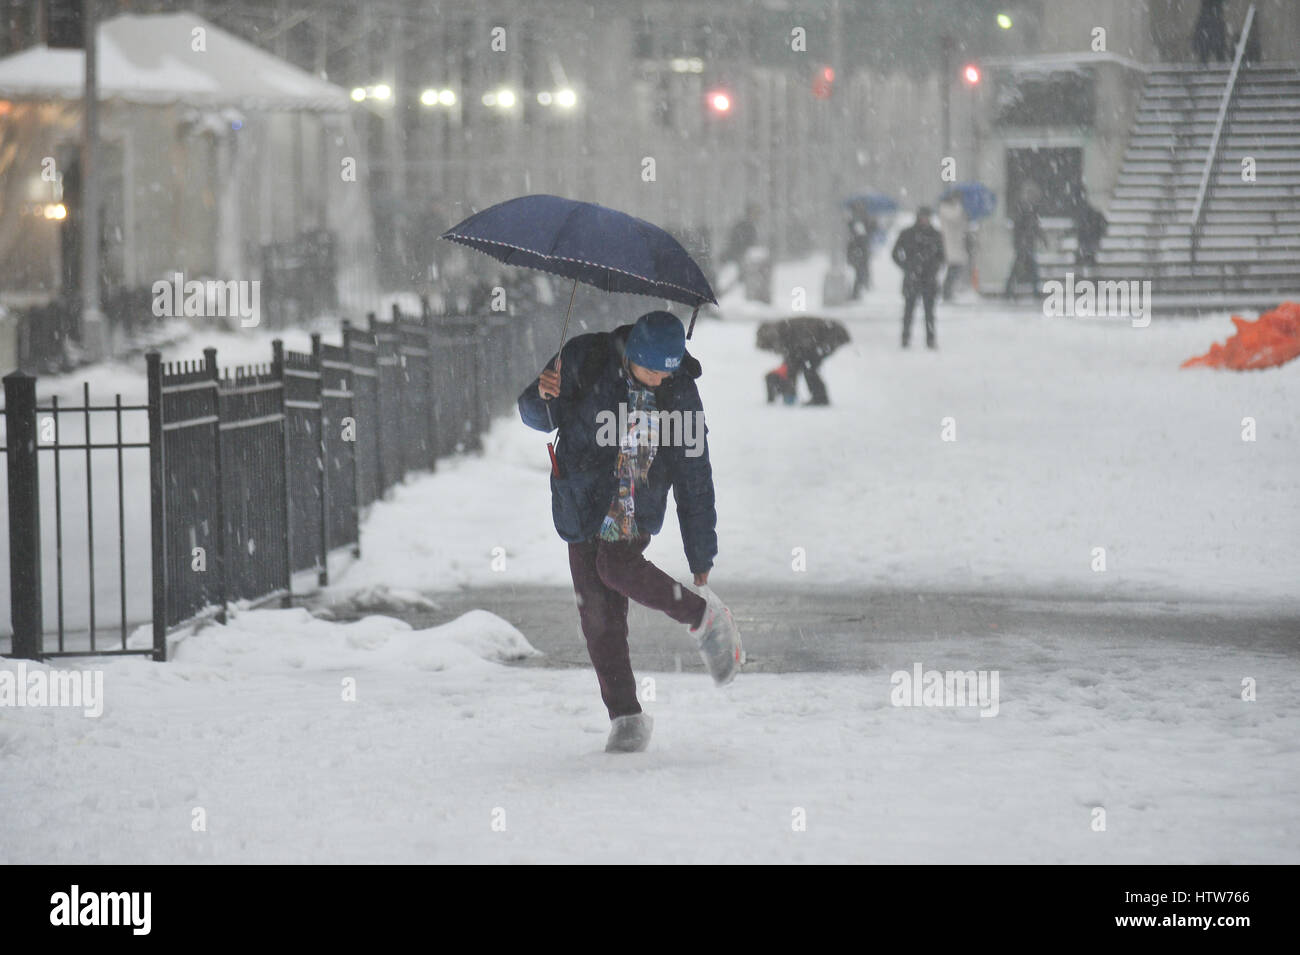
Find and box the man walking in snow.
[891,207,946,349]
[518,311,742,753]
[1193,0,1229,64]
[846,216,874,298]
[1005,196,1044,299]
[720,203,761,272]
[1073,189,1108,269]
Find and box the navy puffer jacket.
[517,324,718,574]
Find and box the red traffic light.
[812,65,835,99]
[707,89,732,113]
[963,64,981,85]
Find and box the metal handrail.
[1190,2,1257,257]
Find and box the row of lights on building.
[19,202,67,219]
[345,15,1008,113]
[350,85,578,109]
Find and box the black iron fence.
[2,373,156,659]
[4,300,560,660]
[149,303,556,647]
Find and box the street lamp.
[351,84,395,104]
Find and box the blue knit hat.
[624,311,685,373]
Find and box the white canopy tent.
[0,12,373,316]
[0,11,350,111]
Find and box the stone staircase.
[1045,62,1300,309]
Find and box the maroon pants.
[568,534,709,719]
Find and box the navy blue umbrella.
[441,194,717,343]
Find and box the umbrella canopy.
[441,194,716,309]
[939,182,998,221]
[842,192,899,216]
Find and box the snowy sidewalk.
[326,583,1300,675]
[2,606,1296,864]
[5,268,1297,863]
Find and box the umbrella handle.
[557,278,578,353]
[548,279,571,481]
[687,305,700,340]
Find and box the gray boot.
[605,713,653,753]
[690,589,742,687]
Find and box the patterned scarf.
[598,371,659,541]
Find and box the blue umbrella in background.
[842,192,900,216]
[441,194,716,344]
[939,182,998,221]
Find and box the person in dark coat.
[720,203,761,270]
[891,208,946,349]
[756,316,850,406]
[846,217,875,298]
[1074,190,1108,268]
[1005,198,1044,298]
[719,203,769,302]
[518,311,741,753]
[1193,0,1229,64]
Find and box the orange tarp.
[1181,302,1300,371]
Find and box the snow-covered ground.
[2,605,1295,864]
[6,255,1296,639]
[3,254,1297,864]
[335,253,1300,608]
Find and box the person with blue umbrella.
[445,196,738,754]
[519,311,742,753]
[846,217,875,299]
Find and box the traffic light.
[706,89,732,115]
[812,65,835,99]
[963,64,981,86]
